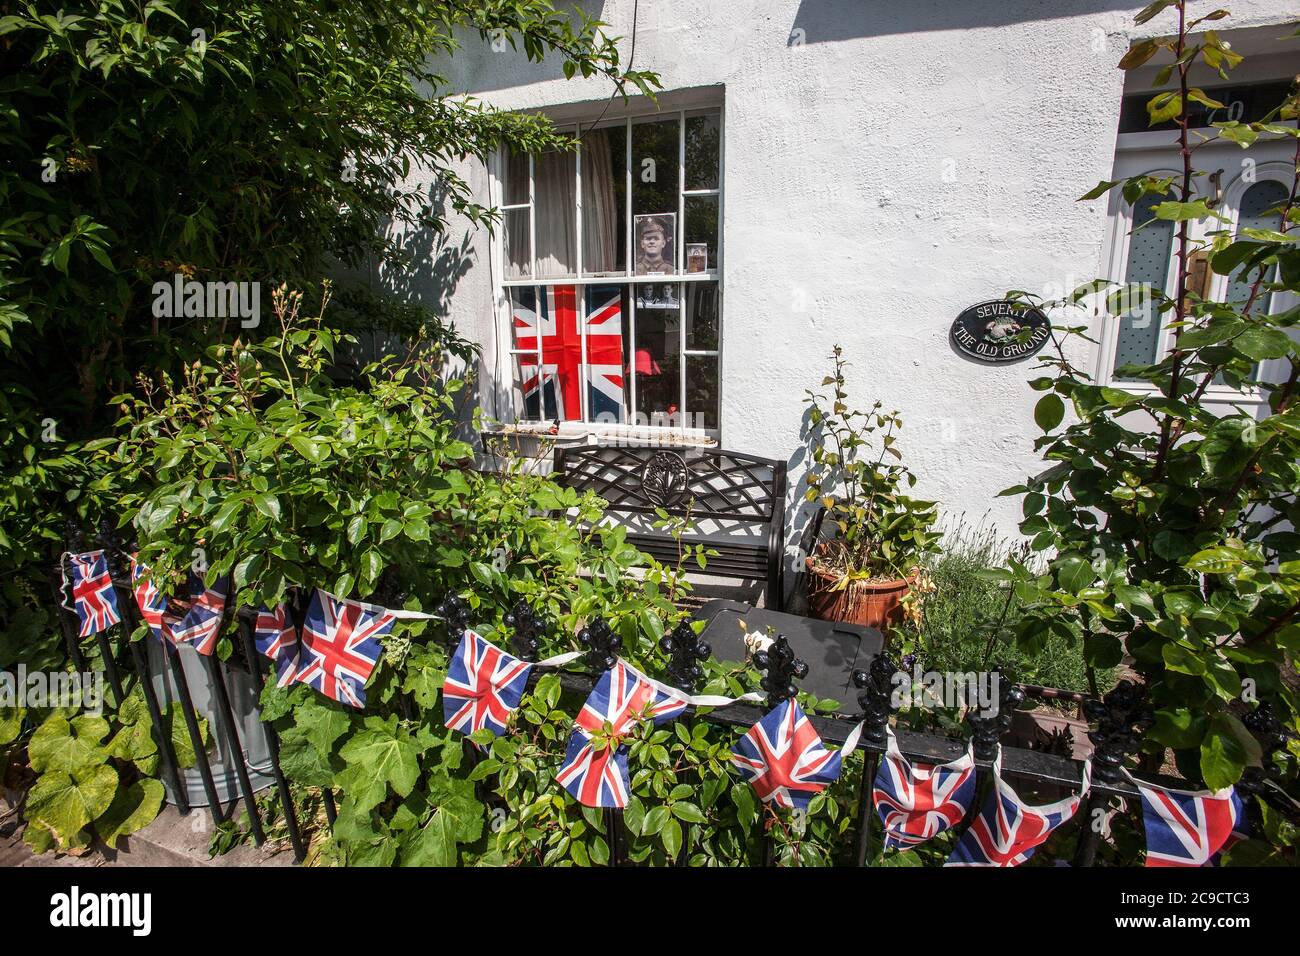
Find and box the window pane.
[685,111,720,190]
[583,285,629,425]
[503,208,531,279]
[1224,179,1287,308]
[684,281,719,350]
[503,146,529,206]
[581,124,626,276]
[633,284,681,423]
[1114,191,1174,379]
[510,286,582,422]
[534,139,577,278]
[509,353,546,423]
[632,117,680,275]
[685,355,718,431]
[684,195,719,274]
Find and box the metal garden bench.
[552,445,789,610]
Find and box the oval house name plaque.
[950,300,1051,364]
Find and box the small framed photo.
[636,283,679,310]
[634,213,676,276]
[685,243,708,274]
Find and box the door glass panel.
[1114,191,1175,379]
[1223,179,1288,309]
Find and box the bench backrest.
[552,445,786,532]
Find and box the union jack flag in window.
[946,756,1086,867]
[556,660,690,808]
[512,284,626,423]
[443,630,533,739]
[293,590,391,709]
[730,698,845,811]
[63,551,122,637]
[1132,777,1244,867]
[254,602,301,688]
[873,728,976,850]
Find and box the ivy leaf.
[337,718,420,812]
[277,723,337,787]
[400,809,457,866]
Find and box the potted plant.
[802,346,940,629]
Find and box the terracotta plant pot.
[1009,707,1094,762]
[804,556,915,629]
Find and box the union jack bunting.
[1131,776,1245,868]
[512,284,626,423]
[167,574,230,656]
[130,557,168,642]
[730,698,845,811]
[946,757,1087,867]
[128,558,228,654]
[293,589,391,709]
[873,728,976,850]
[556,660,690,808]
[63,551,121,637]
[443,630,533,739]
[254,602,301,688]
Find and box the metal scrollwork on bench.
[641,451,690,507]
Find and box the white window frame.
[486,105,724,442]
[1096,129,1295,403]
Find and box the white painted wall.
[389,0,1300,588]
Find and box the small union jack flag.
[167,574,230,656]
[730,698,845,811]
[873,732,976,850]
[556,660,690,808]
[293,590,391,709]
[1133,778,1245,868]
[946,762,1084,867]
[254,603,300,688]
[64,551,122,637]
[130,557,168,642]
[443,630,533,739]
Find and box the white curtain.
[534,147,576,277]
[582,129,619,275]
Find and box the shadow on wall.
[444,0,610,95]
[790,0,1138,42]
[782,402,820,610]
